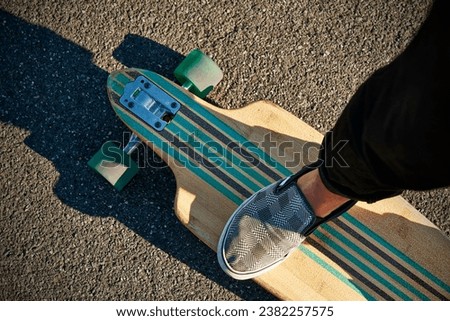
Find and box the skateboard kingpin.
[89,49,450,300]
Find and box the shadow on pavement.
[0,11,275,300]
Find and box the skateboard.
[89,49,450,300]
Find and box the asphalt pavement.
[1,0,448,300]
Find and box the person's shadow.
[0,11,275,300]
[3,11,448,301]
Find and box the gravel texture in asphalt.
[1,0,447,300]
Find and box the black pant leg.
[318,0,450,203]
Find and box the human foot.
[217,161,355,280]
[296,169,350,218]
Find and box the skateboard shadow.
[0,12,275,300]
[96,38,450,302]
[2,14,446,301]
[113,34,184,80]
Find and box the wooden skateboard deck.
[106,68,450,300]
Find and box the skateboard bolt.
[171,102,178,109]
[144,82,150,89]
[128,102,135,108]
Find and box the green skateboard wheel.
[174,49,223,98]
[88,141,139,191]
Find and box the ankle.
[296,169,350,218]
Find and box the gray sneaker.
[217,162,355,280]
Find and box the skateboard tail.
[94,58,450,300]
